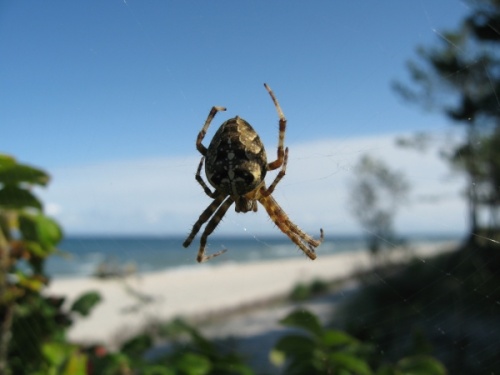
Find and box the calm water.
[45,234,461,279]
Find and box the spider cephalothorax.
[183,83,324,262]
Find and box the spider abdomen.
[205,116,267,196]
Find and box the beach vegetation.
[339,3,500,371]
[87,318,254,375]
[0,153,100,375]
[288,278,329,301]
[271,309,445,375]
[158,318,254,375]
[84,308,448,375]
[359,3,500,369]
[70,291,102,317]
[338,239,500,374]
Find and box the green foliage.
[396,355,447,375]
[120,333,154,359]
[40,342,87,375]
[272,309,446,375]
[340,242,500,374]
[0,153,101,375]
[289,278,329,301]
[271,309,373,375]
[0,185,43,210]
[0,156,49,187]
[88,318,255,375]
[70,291,102,317]
[159,319,254,375]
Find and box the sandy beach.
[47,242,456,347]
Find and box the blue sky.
[1,1,471,236]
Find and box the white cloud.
[45,202,63,216]
[37,132,467,236]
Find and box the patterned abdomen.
[205,116,267,196]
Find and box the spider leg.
[197,196,235,262]
[261,147,289,197]
[183,193,226,248]
[286,219,324,249]
[196,106,227,155]
[280,214,323,257]
[264,83,287,171]
[195,157,219,198]
[259,194,324,260]
[285,229,318,260]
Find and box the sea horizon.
[45,232,463,279]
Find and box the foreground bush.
[88,318,254,375]
[0,154,99,375]
[271,309,445,375]
[339,240,500,374]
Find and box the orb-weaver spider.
[183,83,324,262]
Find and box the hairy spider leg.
[195,157,219,198]
[196,196,235,262]
[183,194,226,248]
[255,136,323,258]
[261,148,289,197]
[264,83,287,171]
[196,106,227,155]
[258,193,324,260]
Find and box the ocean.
[43,233,462,279]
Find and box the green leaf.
[397,355,447,375]
[15,271,45,292]
[23,241,49,257]
[91,352,130,375]
[0,212,10,241]
[19,213,63,250]
[289,283,311,301]
[42,341,71,366]
[42,342,87,375]
[61,350,87,375]
[322,329,358,348]
[173,352,211,375]
[0,185,42,210]
[269,348,286,366]
[166,318,213,353]
[70,291,101,316]
[0,163,50,186]
[375,364,396,375]
[329,352,373,375]
[280,309,323,338]
[0,285,24,303]
[217,362,255,375]
[143,365,176,375]
[274,334,316,359]
[0,154,16,169]
[120,333,153,359]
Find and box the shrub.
[271,309,446,375]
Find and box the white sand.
[46,243,455,346]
